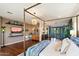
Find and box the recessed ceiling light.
[7,11,13,14]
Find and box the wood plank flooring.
[0,40,38,56]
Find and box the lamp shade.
[70,30,74,36]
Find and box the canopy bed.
[23,3,79,56]
[25,37,79,56]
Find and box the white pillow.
[53,40,62,51]
[61,38,70,54]
[51,38,56,44]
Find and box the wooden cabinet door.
[32,35,39,41]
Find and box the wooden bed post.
[76,16,79,37]
[23,3,42,55]
[23,9,26,56]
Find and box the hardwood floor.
[0,40,38,56]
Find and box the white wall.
[46,19,70,27]
[39,20,44,41]
[71,16,79,37]
[2,18,24,46]
[4,24,23,45]
[71,17,77,37]
[0,17,36,46]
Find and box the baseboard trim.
[2,39,31,46]
[5,40,24,46]
[0,45,3,47]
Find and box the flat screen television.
[11,27,23,33]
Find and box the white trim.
[5,40,24,46]
[5,39,30,46]
[0,44,3,47]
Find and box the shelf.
[6,20,23,26]
[6,23,23,26]
[9,35,23,37]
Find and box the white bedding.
[39,42,60,56]
[66,39,79,56]
[39,39,79,56]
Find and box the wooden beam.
[25,10,45,21]
[23,9,26,56]
[76,16,78,37]
[24,3,45,22]
[25,3,41,11]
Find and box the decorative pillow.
[61,38,70,54]
[51,38,56,44]
[53,40,62,51]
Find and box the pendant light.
[32,18,38,25]
[32,12,38,25]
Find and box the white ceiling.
[0,3,35,23]
[28,3,79,20]
[0,3,79,25]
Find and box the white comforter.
[66,39,79,56]
[39,42,60,56]
[39,39,79,56]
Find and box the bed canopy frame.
[23,3,79,56]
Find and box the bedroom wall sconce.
[1,26,6,48]
[1,26,5,32]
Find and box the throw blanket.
[26,40,50,56]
